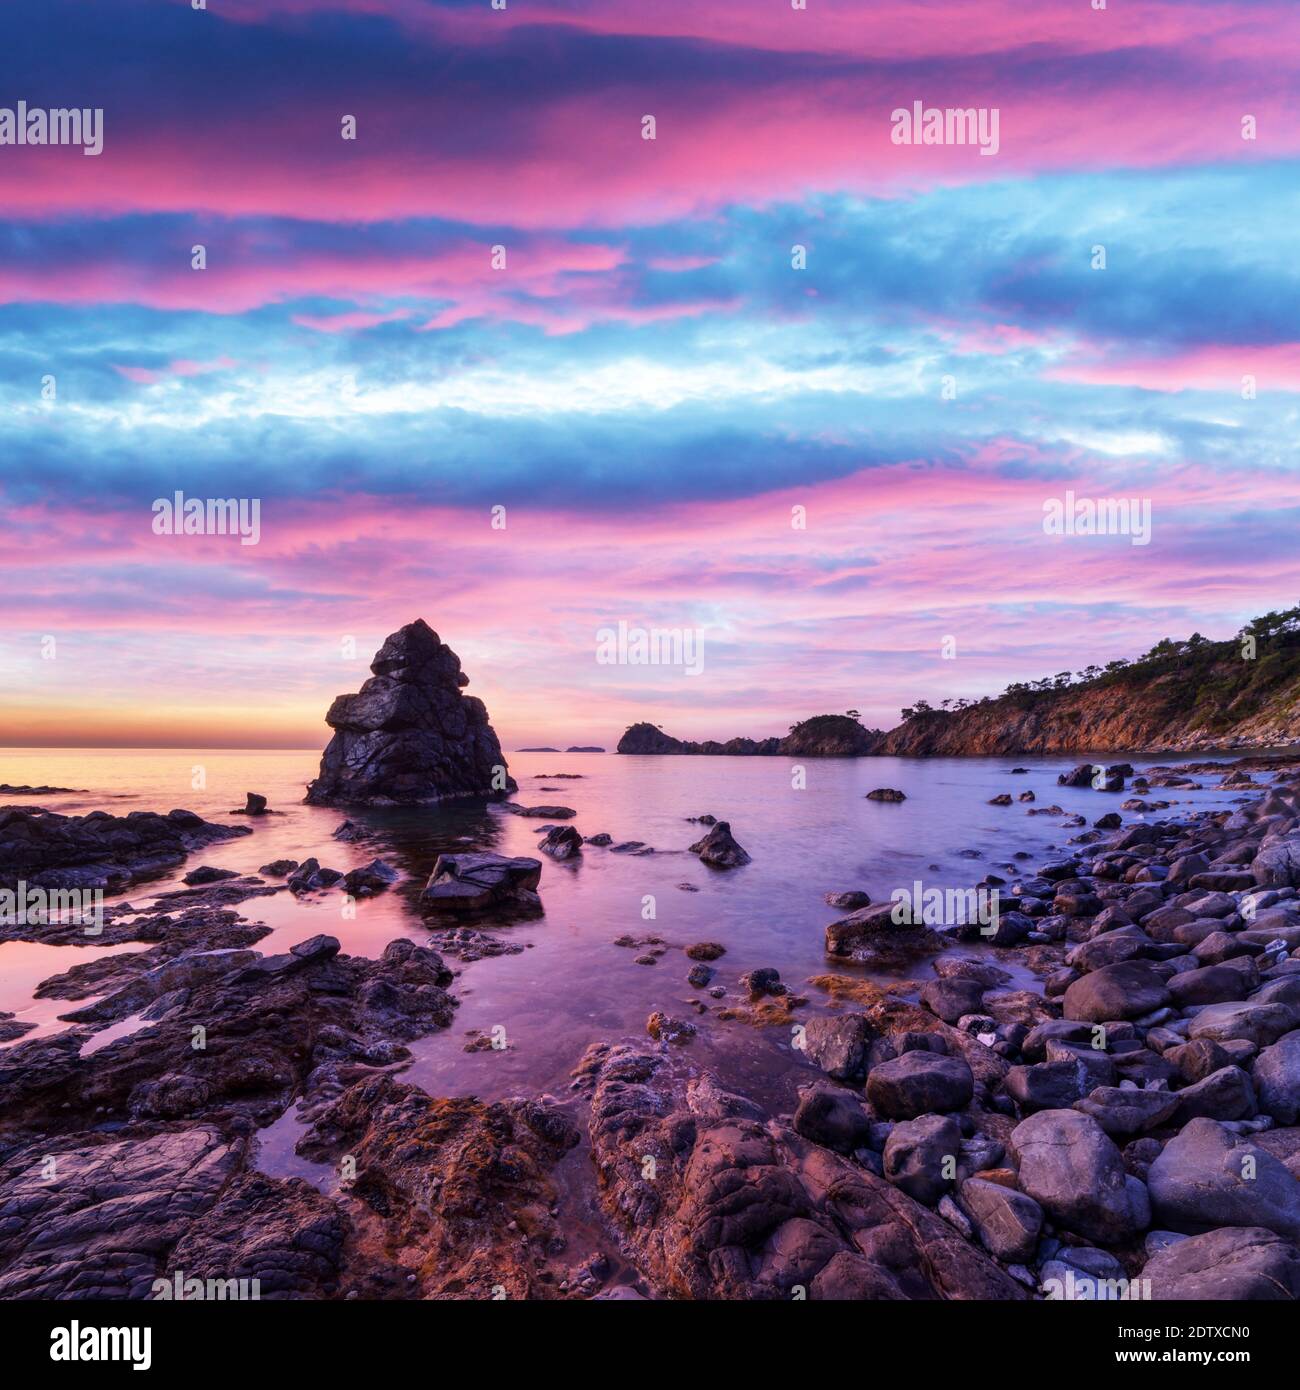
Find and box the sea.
[0,745,1254,1203]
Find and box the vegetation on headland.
[619,606,1300,756]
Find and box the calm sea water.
[0,747,1252,1116]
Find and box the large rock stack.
[305,620,516,805]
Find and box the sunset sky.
[2,0,1299,749]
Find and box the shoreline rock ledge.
[305,619,517,805]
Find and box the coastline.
[1,750,1299,1299]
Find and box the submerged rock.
[305,619,515,806]
[866,788,906,803]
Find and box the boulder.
[1167,963,1251,1007]
[1142,1226,1300,1300]
[688,821,751,868]
[1147,1118,1300,1239]
[1172,1066,1257,1124]
[1253,838,1300,888]
[1062,961,1171,1023]
[920,977,986,1025]
[341,858,399,897]
[305,619,516,805]
[538,825,583,860]
[825,901,948,966]
[1254,1030,1300,1124]
[865,788,906,802]
[801,1015,871,1082]
[1188,1000,1299,1049]
[866,1051,974,1119]
[420,852,541,913]
[1073,1086,1179,1137]
[1009,1109,1147,1245]
[792,1085,872,1153]
[883,1114,961,1205]
[958,1177,1043,1262]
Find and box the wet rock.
[0,805,250,900]
[538,825,583,860]
[1009,1109,1148,1245]
[646,1012,696,1045]
[300,1073,578,1298]
[420,852,542,914]
[164,1170,345,1298]
[259,859,299,877]
[866,1051,974,1119]
[865,788,906,802]
[825,901,948,967]
[1148,1118,1300,1240]
[685,942,725,962]
[183,865,239,886]
[686,964,714,988]
[232,792,268,816]
[0,1125,242,1298]
[824,891,871,910]
[341,858,400,897]
[688,821,751,869]
[739,967,784,998]
[287,859,344,893]
[920,977,986,1025]
[503,804,576,819]
[800,1014,871,1083]
[305,619,516,805]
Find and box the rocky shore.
[3,755,1300,1300]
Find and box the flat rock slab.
[421,852,542,913]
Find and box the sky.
[1,0,1299,749]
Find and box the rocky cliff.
[305,620,515,804]
[617,608,1300,758]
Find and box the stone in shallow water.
[538,825,582,860]
[688,820,751,868]
[420,852,542,914]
